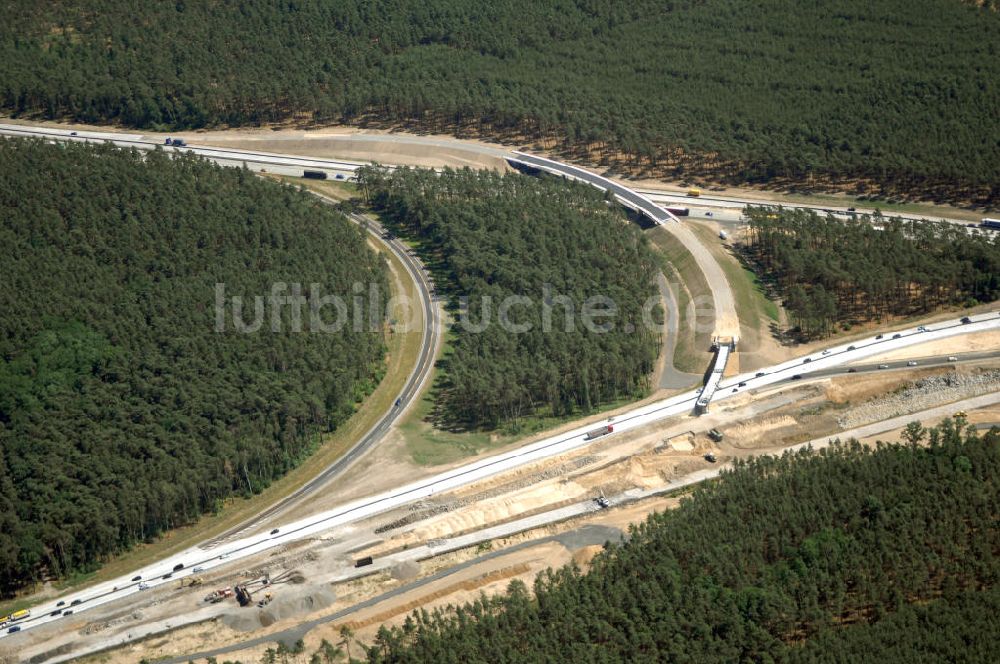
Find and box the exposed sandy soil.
[158,126,511,172]
[823,368,952,405]
[726,415,800,449]
[862,330,1000,363]
[55,372,1000,664]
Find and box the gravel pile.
[837,370,1000,429]
[79,610,143,635]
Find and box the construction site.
[8,335,999,664]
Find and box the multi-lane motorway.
[6,310,997,640]
[2,121,997,648]
[0,123,365,178]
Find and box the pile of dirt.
[838,370,1000,429]
[79,610,143,635]
[220,586,337,633]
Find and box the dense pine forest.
[0,138,388,595]
[742,207,1000,337]
[363,418,1000,662]
[359,166,661,430]
[2,1,1000,204]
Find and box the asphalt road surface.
[202,208,440,547]
[7,311,997,644]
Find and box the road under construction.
[2,121,998,663]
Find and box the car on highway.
[56,600,65,607]
[63,610,73,616]
[961,317,972,324]
[821,349,830,355]
[270,528,280,535]
[138,583,150,590]
[847,368,857,373]
[7,625,19,634]
[917,326,928,332]
[335,174,345,180]
[218,553,230,560]
[192,566,205,573]
[907,360,918,366]
[790,375,802,380]
[755,372,766,377]
[705,211,713,217]
[70,131,77,136]
[948,356,958,362]
[878,364,889,369]
[876,334,884,340]
[893,333,902,339]
[173,563,185,571]
[71,599,82,606]
[737,382,746,387]
[803,358,812,363]
[50,610,62,617]
[162,573,172,580]
[847,207,856,212]
[847,345,856,351]
[131,575,142,582]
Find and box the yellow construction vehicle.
[687,188,701,197]
[178,576,204,589]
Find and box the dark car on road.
[173,563,184,571]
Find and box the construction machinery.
[204,588,234,603]
[232,569,300,607]
[178,576,204,589]
[256,593,273,608]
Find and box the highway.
[202,208,440,546]
[505,151,740,339]
[637,188,989,230]
[2,121,995,646]
[507,151,678,225]
[0,123,366,178]
[6,310,997,640]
